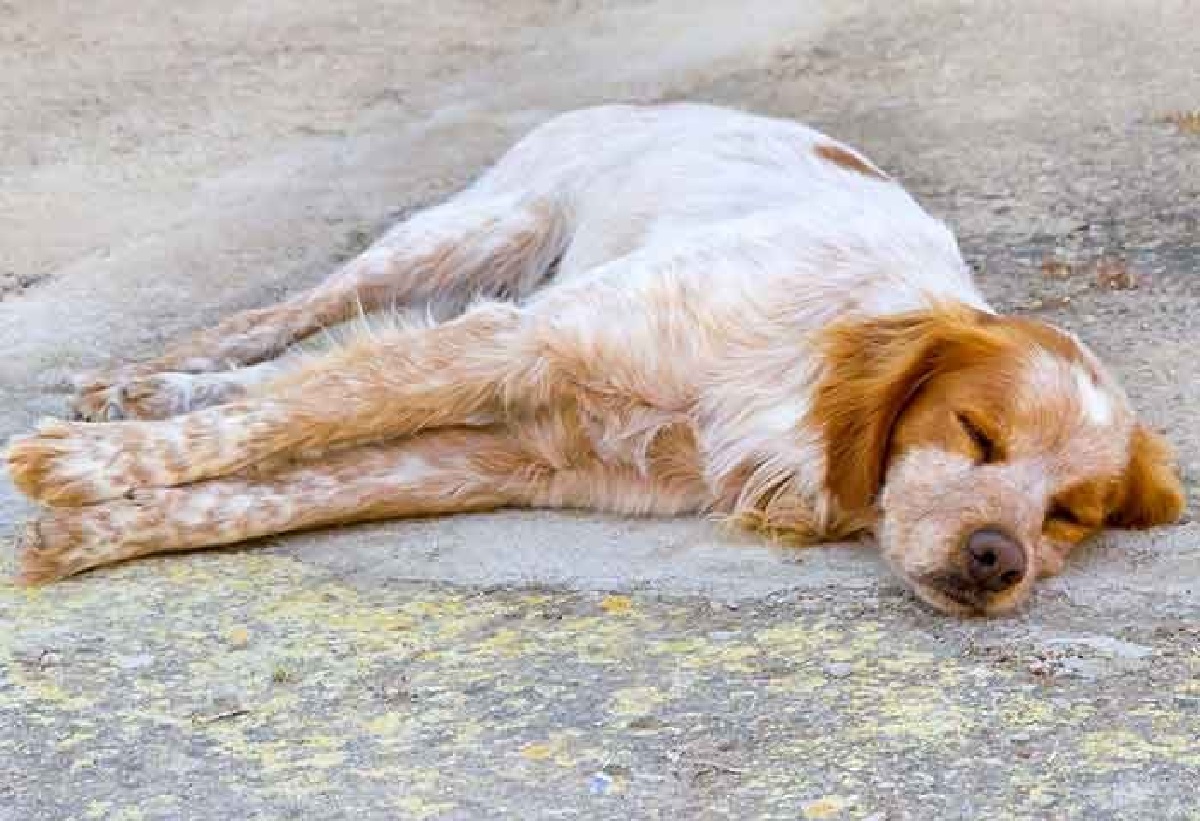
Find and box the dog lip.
[913,583,985,617]
[916,571,986,611]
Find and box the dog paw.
[6,418,139,506]
[15,513,87,585]
[72,373,198,422]
[15,495,173,584]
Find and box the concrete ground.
[2,1,1199,818]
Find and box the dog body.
[6,104,1183,614]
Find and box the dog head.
[814,305,1184,616]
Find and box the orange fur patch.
[1110,424,1186,528]
[809,305,1112,519]
[813,306,1187,535]
[1042,477,1121,546]
[815,143,889,181]
[810,305,1006,517]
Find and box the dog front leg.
[9,303,538,506]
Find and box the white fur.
[1074,366,1114,426]
[498,104,986,529]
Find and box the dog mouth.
[909,566,1036,617]
[914,571,987,614]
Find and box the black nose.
[964,528,1026,592]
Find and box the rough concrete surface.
[2,1,1199,818]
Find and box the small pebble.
[1040,255,1074,280]
[588,772,614,795]
[823,662,854,679]
[117,653,155,670]
[1027,660,1053,677]
[1093,256,1141,290]
[226,626,251,648]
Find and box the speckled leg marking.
[6,405,291,506]
[15,427,704,584]
[71,195,561,417]
[10,305,531,505]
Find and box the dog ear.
[1109,424,1185,528]
[811,305,1000,516]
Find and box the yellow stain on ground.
[393,795,458,819]
[519,741,555,760]
[56,729,98,750]
[801,794,851,819]
[366,711,406,736]
[847,683,974,745]
[766,673,829,695]
[645,635,762,672]
[7,547,1200,814]
[609,685,671,717]
[647,636,710,655]
[477,626,534,658]
[754,622,843,656]
[600,594,633,615]
[7,670,98,712]
[997,694,1057,727]
[516,732,581,767]
[84,801,112,820]
[1080,729,1200,769]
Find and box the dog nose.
[964,527,1026,592]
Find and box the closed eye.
[956,412,997,464]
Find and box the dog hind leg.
[15,425,705,584]
[73,192,567,419]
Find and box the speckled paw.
[5,418,139,506]
[72,373,195,422]
[15,513,84,585]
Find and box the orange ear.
[1110,424,1186,528]
[811,305,1002,515]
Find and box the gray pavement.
[2,1,1199,818]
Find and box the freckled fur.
[3,103,1184,613]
